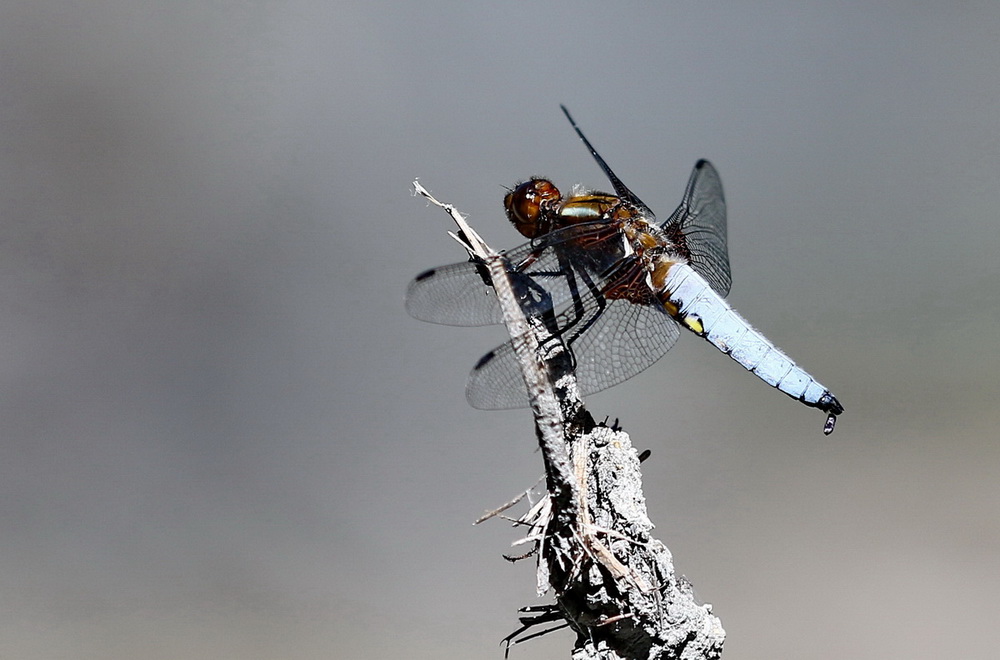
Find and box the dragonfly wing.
[464,341,531,410]
[561,105,655,219]
[466,289,680,410]
[663,160,731,297]
[570,295,681,399]
[406,260,504,326]
[406,221,624,327]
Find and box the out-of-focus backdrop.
[1,2,998,658]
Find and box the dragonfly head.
[504,178,562,238]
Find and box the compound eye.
[504,179,561,238]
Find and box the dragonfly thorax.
[505,177,631,240]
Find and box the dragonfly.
[407,106,843,434]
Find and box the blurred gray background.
[1,2,998,658]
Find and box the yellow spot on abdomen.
[682,315,704,335]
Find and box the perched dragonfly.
[407,107,843,434]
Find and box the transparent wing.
[466,288,681,410]
[662,160,731,296]
[405,260,503,326]
[561,105,655,219]
[405,221,625,327]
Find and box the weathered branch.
[415,182,725,659]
